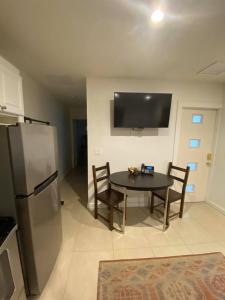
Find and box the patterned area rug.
[97,252,225,300]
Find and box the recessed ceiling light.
[151,9,164,23]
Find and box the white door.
[177,108,217,202]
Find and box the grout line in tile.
[61,253,74,300]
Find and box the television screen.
[114,92,172,128]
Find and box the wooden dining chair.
[92,162,127,232]
[150,162,190,225]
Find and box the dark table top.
[110,171,174,191]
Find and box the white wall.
[22,72,72,179]
[87,78,224,207]
[208,93,225,212]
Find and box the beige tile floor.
[32,175,225,300]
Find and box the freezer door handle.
[24,117,50,126]
[34,172,58,195]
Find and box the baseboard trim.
[206,200,225,216]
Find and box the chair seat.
[153,188,182,203]
[97,189,124,206]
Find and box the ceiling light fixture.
[151,9,164,23]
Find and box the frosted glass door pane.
[186,184,195,192]
[187,162,198,171]
[189,139,200,148]
[192,114,203,124]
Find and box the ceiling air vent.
[199,61,225,75]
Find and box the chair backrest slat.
[92,162,111,196]
[96,175,108,182]
[168,162,190,198]
[170,175,185,183]
[170,165,187,172]
[95,165,107,171]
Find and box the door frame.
[173,101,223,202]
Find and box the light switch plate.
[94,148,103,155]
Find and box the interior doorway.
[176,108,218,202]
[69,118,88,206]
[73,119,87,170]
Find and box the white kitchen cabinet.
[0,57,24,116]
[0,68,4,105]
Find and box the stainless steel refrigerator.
[0,122,62,296]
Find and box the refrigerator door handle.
[34,172,58,195]
[24,117,50,126]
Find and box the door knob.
[207,153,212,161]
[206,153,213,167]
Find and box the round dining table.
[110,171,174,231]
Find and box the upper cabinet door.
[0,57,24,116]
[0,68,4,106]
[2,68,24,115]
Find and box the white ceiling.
[0,0,225,102]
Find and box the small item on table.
[141,163,154,175]
[128,166,139,176]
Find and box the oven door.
[0,230,26,300]
[0,250,14,299]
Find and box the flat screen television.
[114,92,172,128]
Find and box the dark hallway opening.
[73,119,87,171]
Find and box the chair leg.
[121,190,127,233]
[94,198,98,219]
[125,196,127,220]
[179,198,185,218]
[166,203,170,226]
[150,193,154,214]
[122,196,126,233]
[109,206,114,230]
[163,188,169,232]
